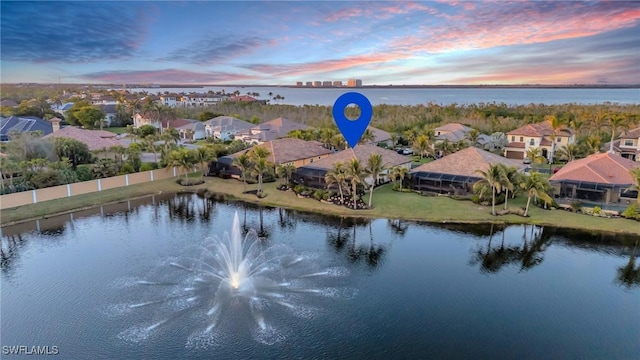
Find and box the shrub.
[75,164,92,182]
[293,185,306,194]
[313,189,326,201]
[592,206,603,215]
[570,201,582,213]
[120,162,135,174]
[139,163,155,172]
[176,178,204,186]
[622,204,639,220]
[471,194,481,204]
[30,171,65,189]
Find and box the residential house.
[236,117,310,145]
[411,147,525,194]
[180,93,226,107]
[606,127,640,162]
[293,144,412,189]
[0,99,18,107]
[0,116,53,141]
[42,125,127,159]
[175,119,206,141]
[90,95,117,105]
[367,126,392,146]
[132,113,193,133]
[202,116,253,140]
[549,152,639,206]
[212,138,332,178]
[97,104,118,127]
[503,120,574,161]
[434,123,490,147]
[51,102,74,117]
[159,94,180,107]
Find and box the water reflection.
[470,225,553,273]
[326,217,386,268]
[618,241,640,288]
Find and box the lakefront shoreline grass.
[1,175,639,235]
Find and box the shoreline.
[1,177,639,236]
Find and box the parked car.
[402,148,413,155]
[523,158,532,164]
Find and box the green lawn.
[105,127,127,134]
[411,156,434,166]
[2,176,638,235]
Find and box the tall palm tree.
[608,114,628,153]
[557,143,580,162]
[358,128,376,144]
[435,139,455,157]
[390,166,409,191]
[251,157,273,194]
[325,162,347,204]
[143,134,158,163]
[232,153,252,193]
[521,171,553,217]
[345,158,366,209]
[474,164,506,216]
[499,164,519,210]
[546,115,565,163]
[365,153,386,208]
[465,128,482,147]
[583,135,601,155]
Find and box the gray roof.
[0,116,53,140]
[202,116,253,132]
[97,104,117,114]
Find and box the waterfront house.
[549,152,639,206]
[133,113,194,134]
[366,126,393,146]
[202,116,253,141]
[43,125,127,159]
[411,147,525,195]
[293,144,412,189]
[503,120,574,161]
[0,116,53,141]
[212,138,332,178]
[605,127,640,162]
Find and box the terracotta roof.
[549,152,639,185]
[620,127,640,140]
[226,138,330,165]
[43,126,126,151]
[506,142,526,149]
[540,139,553,146]
[411,147,525,177]
[434,123,472,133]
[230,95,256,102]
[367,126,391,143]
[300,144,411,171]
[507,120,573,137]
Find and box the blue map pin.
[332,92,373,148]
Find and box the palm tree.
[521,171,553,217]
[583,135,601,155]
[474,164,506,216]
[277,163,296,185]
[608,114,628,153]
[499,164,519,210]
[251,157,273,194]
[143,134,158,163]
[546,115,565,163]
[165,148,195,180]
[194,146,216,179]
[365,153,386,208]
[325,162,347,204]
[232,153,252,193]
[628,167,640,204]
[390,166,409,191]
[465,128,482,147]
[345,158,366,209]
[412,134,432,159]
[556,143,580,162]
[358,128,376,145]
[526,147,546,164]
[435,139,455,157]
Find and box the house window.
[310,158,313,163]
[511,136,515,142]
[624,140,634,146]
[556,137,562,143]
[529,139,535,146]
[519,137,524,142]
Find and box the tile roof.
[620,127,640,140]
[43,126,126,151]
[549,152,639,185]
[225,138,331,165]
[507,120,573,137]
[245,117,310,142]
[1,99,18,107]
[367,126,391,143]
[411,147,525,177]
[300,144,411,171]
[435,123,473,133]
[202,116,253,132]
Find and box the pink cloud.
[79,69,256,84]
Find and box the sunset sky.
[1,1,639,85]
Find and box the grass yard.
[2,176,638,235]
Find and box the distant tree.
[390,166,409,191]
[52,137,91,170]
[137,124,158,138]
[365,153,386,208]
[232,153,252,193]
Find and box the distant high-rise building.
[322,81,332,87]
[347,79,363,87]
[333,81,343,87]
[313,81,322,87]
[296,82,303,87]
[305,81,313,87]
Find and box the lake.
[125,86,640,106]
[1,193,639,359]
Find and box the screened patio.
[411,171,480,195]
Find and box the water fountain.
[111,211,352,347]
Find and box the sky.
[1,0,639,86]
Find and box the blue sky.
[1,1,639,85]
